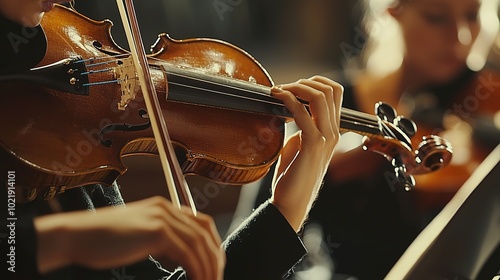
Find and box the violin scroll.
[415,135,453,173]
[363,102,453,191]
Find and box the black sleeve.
[1,186,305,280]
[40,201,307,280]
[223,200,307,280]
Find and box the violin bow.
[115,0,197,214]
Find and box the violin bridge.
[115,57,139,110]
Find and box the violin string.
[75,54,130,68]
[77,54,359,117]
[167,73,277,104]
[163,67,274,99]
[76,55,369,125]
[82,79,121,87]
[167,78,380,130]
[78,55,381,131]
[89,63,380,129]
[341,109,379,126]
[342,108,379,124]
[148,56,278,101]
[379,121,397,139]
[152,60,380,124]
[342,119,380,132]
[76,53,130,64]
[82,78,381,132]
[77,54,133,86]
[166,69,380,126]
[85,59,121,68]
[80,68,115,76]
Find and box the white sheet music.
[386,144,500,280]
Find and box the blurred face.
[391,0,481,84]
[0,0,70,26]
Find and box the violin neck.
[159,63,381,138]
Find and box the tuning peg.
[375,102,397,122]
[395,165,415,191]
[394,116,417,138]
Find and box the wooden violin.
[0,4,452,202]
[408,67,500,211]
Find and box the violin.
[0,4,452,202]
[409,68,500,212]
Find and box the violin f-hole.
[99,109,151,147]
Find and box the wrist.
[269,198,308,232]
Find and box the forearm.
[269,77,342,233]
[270,144,328,232]
[33,196,225,280]
[34,206,155,274]
[35,213,73,274]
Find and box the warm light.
[364,1,404,75]
[458,23,472,46]
[466,0,500,71]
[494,111,500,129]
[337,132,363,153]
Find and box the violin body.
[411,68,500,210]
[0,5,284,199]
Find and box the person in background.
[306,0,500,279]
